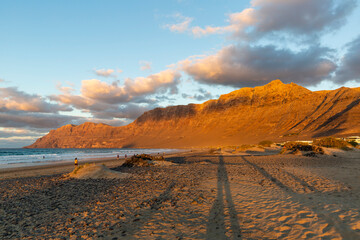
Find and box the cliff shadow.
[314,97,360,132]
[164,156,187,164]
[122,143,136,148]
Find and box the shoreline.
[0,149,194,180]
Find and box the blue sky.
[1,0,360,148]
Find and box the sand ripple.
[1,152,359,239]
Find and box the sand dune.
[66,164,130,179]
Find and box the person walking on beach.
[117,154,119,159]
[74,157,78,167]
[125,154,127,160]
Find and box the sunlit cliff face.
[26,80,360,149]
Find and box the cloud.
[49,69,181,120]
[0,138,40,148]
[50,94,104,112]
[182,88,214,101]
[51,72,173,120]
[168,1,356,89]
[83,118,129,127]
[0,87,72,113]
[0,128,44,138]
[51,91,156,122]
[155,95,176,102]
[94,68,121,78]
[192,25,232,38]
[191,0,356,41]
[182,44,336,87]
[56,82,75,95]
[165,13,193,33]
[334,35,360,84]
[140,61,152,71]
[0,112,82,129]
[90,103,154,120]
[51,70,181,121]
[81,69,181,104]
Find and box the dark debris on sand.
[119,154,165,168]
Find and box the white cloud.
[165,13,193,33]
[81,69,181,104]
[0,127,45,138]
[49,69,181,122]
[0,112,82,129]
[56,82,76,95]
[94,68,117,77]
[190,0,356,41]
[140,61,152,71]
[334,35,360,84]
[0,87,72,113]
[181,44,336,87]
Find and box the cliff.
[26,80,360,148]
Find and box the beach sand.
[1,149,359,239]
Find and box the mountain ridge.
[26,80,360,148]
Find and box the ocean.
[0,148,179,169]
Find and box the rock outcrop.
[26,80,360,148]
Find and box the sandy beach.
[1,148,360,239]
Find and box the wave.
[0,148,179,168]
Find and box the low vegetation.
[121,153,164,167]
[258,140,273,147]
[313,137,352,150]
[348,140,358,147]
[280,142,324,155]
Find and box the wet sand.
[0,149,359,239]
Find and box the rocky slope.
[26,80,360,148]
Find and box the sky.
[1,0,360,148]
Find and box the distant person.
[117,154,119,159]
[74,157,78,167]
[43,156,45,159]
[125,154,127,160]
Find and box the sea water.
[0,148,179,169]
